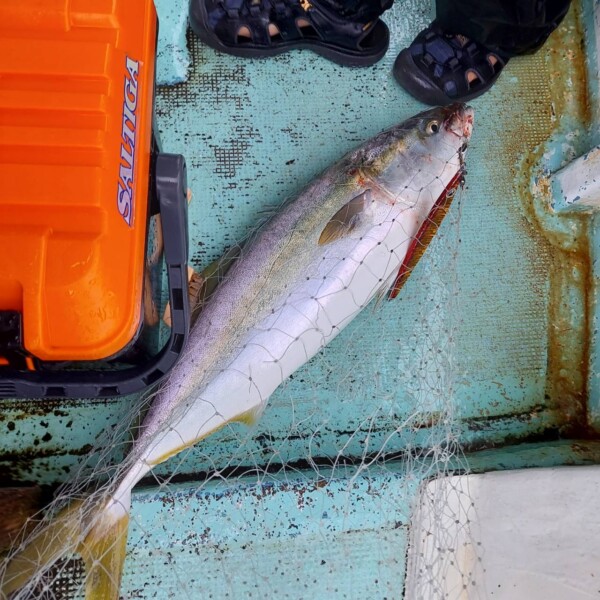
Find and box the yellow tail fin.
[1,494,131,600]
[79,506,130,600]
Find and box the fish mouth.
[443,103,474,140]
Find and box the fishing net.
[1,0,589,596]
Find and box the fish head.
[357,104,474,206]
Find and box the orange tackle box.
[0,0,190,398]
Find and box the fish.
[0,103,473,599]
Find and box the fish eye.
[425,120,440,135]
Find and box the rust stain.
[465,404,547,431]
[0,445,93,485]
[571,441,600,460]
[546,252,591,434]
[514,0,594,435]
[411,411,444,430]
[545,0,592,129]
[548,0,593,434]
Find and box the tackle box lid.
[0,0,157,361]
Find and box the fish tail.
[78,493,131,600]
[1,491,131,600]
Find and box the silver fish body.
[113,103,474,501]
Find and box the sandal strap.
[307,3,375,49]
[210,0,379,49]
[217,0,269,43]
[222,0,244,17]
[411,24,507,99]
[270,0,298,39]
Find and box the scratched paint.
[155,0,190,85]
[582,0,600,430]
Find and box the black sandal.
[189,0,390,67]
[393,23,508,105]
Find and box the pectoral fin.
[318,191,371,246]
[189,243,244,324]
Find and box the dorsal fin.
[163,243,244,327]
[318,191,370,246]
[190,243,244,324]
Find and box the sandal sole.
[189,0,389,68]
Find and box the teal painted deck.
[1,1,599,598]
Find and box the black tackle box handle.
[0,153,190,399]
